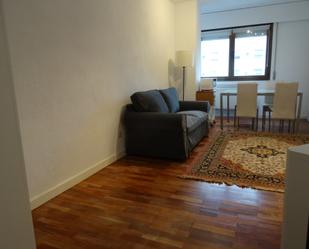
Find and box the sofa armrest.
[179,101,209,112]
[124,112,189,159]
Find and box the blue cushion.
[131,90,169,113]
[159,87,179,113]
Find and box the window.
[201,23,273,81]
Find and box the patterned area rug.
[182,132,309,192]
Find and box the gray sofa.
[124,87,209,160]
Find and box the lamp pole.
[176,50,192,101]
[182,66,185,101]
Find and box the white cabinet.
[282,144,309,249]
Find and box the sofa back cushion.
[159,87,179,113]
[131,90,169,113]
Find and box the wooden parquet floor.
[32,119,309,249]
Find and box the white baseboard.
[30,150,126,210]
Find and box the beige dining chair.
[234,83,258,130]
[264,82,299,133]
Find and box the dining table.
[219,88,303,131]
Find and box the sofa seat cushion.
[159,87,179,113]
[131,90,169,113]
[177,110,208,132]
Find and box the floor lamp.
[176,50,193,101]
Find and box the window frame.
[201,23,273,81]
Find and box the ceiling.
[199,0,308,14]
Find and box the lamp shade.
[176,50,193,67]
[199,78,214,90]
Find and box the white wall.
[0,1,36,248]
[175,0,198,100]
[200,1,309,30]
[275,20,309,117]
[2,0,175,208]
[199,1,309,117]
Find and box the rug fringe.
[178,175,284,193]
